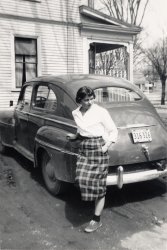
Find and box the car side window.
[34,85,57,112]
[59,91,76,119]
[17,85,33,112]
[44,89,57,111]
[19,85,33,106]
[34,85,49,108]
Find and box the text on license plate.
[132,129,152,143]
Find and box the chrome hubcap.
[45,162,56,181]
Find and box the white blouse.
[72,103,118,143]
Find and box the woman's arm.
[101,109,118,153]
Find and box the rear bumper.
[107,166,167,188]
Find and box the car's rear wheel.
[41,152,65,196]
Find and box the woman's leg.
[95,196,105,216]
[84,196,105,233]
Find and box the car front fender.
[0,108,15,147]
[35,125,78,183]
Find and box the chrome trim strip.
[15,145,34,162]
[35,138,78,156]
[106,168,167,187]
[118,124,156,129]
[0,121,15,127]
[16,110,77,129]
[16,110,29,115]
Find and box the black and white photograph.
[0,0,167,249]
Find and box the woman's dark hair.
[75,86,96,103]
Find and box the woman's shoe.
[84,220,102,233]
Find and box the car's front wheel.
[0,134,7,154]
[41,152,65,196]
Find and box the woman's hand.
[101,144,108,153]
[66,133,78,141]
[102,141,113,153]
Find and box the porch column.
[83,38,89,74]
[127,42,134,83]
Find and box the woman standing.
[68,86,118,233]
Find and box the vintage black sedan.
[0,74,167,195]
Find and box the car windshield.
[94,87,142,104]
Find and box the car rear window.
[94,87,142,103]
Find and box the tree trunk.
[161,78,166,105]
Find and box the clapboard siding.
[0,0,81,23]
[0,0,84,109]
[0,19,12,108]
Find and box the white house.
[0,0,141,108]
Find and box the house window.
[15,37,37,88]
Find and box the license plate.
[132,129,152,143]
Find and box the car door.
[14,84,33,158]
[28,82,58,154]
[49,86,78,180]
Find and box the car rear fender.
[35,125,77,183]
[108,123,167,166]
[105,102,167,166]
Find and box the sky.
[142,0,167,47]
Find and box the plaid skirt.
[75,137,109,201]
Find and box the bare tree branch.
[100,0,149,26]
[138,0,149,26]
[143,37,167,104]
[134,0,141,25]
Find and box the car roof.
[26,74,143,99]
